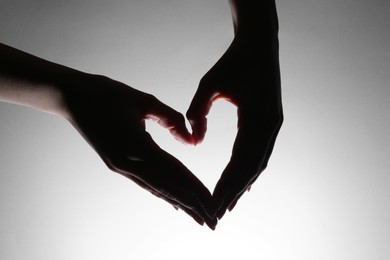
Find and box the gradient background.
[0,0,389,259]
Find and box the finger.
[146,96,194,144]
[225,183,252,214]
[147,184,208,227]
[146,147,217,228]
[117,132,217,228]
[186,82,217,144]
[224,119,282,215]
[259,115,283,171]
[226,184,253,214]
[228,199,238,212]
[124,172,207,227]
[213,111,275,220]
[214,162,258,220]
[180,207,205,226]
[225,120,282,215]
[117,158,214,227]
[226,180,255,214]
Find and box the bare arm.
[0,43,74,114]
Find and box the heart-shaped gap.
[146,100,237,192]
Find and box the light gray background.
[0,0,389,259]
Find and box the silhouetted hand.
[0,43,217,229]
[62,74,217,229]
[187,35,283,220]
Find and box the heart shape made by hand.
[147,100,236,191]
[146,100,237,215]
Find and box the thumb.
[146,96,193,144]
[186,81,216,144]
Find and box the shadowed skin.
[187,0,283,220]
[0,43,217,229]
[0,0,282,229]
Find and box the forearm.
[228,0,278,40]
[0,43,83,115]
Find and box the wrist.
[231,32,279,60]
[52,68,94,119]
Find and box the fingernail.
[194,217,205,226]
[217,209,226,220]
[208,224,216,231]
[205,218,217,231]
[228,201,237,212]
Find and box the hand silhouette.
[61,74,217,229]
[187,31,283,219]
[0,43,217,229]
[1,0,284,228]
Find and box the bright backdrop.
[0,0,389,259]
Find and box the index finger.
[145,96,194,144]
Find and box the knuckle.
[144,93,158,105]
[260,162,269,173]
[138,92,157,107]
[269,109,284,129]
[186,102,208,122]
[103,157,123,173]
[103,154,142,174]
[173,112,186,125]
[199,73,216,87]
[185,109,193,119]
[276,110,284,126]
[186,108,197,122]
[198,77,209,88]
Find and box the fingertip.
[228,200,238,212]
[187,87,212,144]
[169,125,196,145]
[189,118,206,145]
[195,219,205,227]
[204,215,218,230]
[175,133,194,145]
[217,209,226,220]
[182,207,205,226]
[147,99,197,145]
[197,219,205,227]
[207,221,217,231]
[188,133,197,146]
[194,129,205,144]
[214,191,231,220]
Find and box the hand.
[186,36,283,220]
[61,74,217,229]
